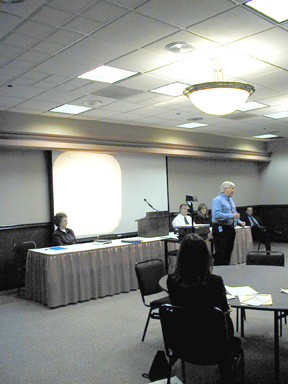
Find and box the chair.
[135,259,170,342]
[160,304,245,384]
[13,241,37,295]
[246,250,284,266]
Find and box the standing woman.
[52,212,77,246]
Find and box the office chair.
[246,250,284,266]
[13,241,37,295]
[160,304,245,384]
[135,259,170,342]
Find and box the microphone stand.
[188,201,195,233]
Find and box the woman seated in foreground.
[52,212,77,246]
[167,233,233,334]
[193,203,211,225]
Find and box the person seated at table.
[52,212,77,246]
[172,203,192,228]
[167,233,234,339]
[194,203,211,225]
[244,206,271,251]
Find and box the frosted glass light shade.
[184,81,255,115]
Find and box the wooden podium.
[137,211,170,237]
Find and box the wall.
[260,140,288,204]
[168,157,262,212]
[0,148,50,225]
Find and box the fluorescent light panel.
[253,134,279,139]
[245,0,288,23]
[50,104,92,115]
[237,101,268,111]
[263,111,288,119]
[176,122,208,129]
[150,82,190,97]
[78,65,139,83]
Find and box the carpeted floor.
[1,242,288,384]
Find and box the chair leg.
[142,308,152,342]
[167,360,173,384]
[181,360,186,384]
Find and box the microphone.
[144,198,159,211]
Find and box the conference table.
[25,237,166,308]
[160,264,288,384]
[164,226,253,273]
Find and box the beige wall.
[168,157,262,212]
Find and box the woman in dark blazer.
[52,212,77,246]
[194,203,211,225]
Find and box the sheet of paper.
[280,288,288,294]
[226,294,236,300]
[225,285,259,297]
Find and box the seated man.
[244,206,271,251]
[172,203,192,228]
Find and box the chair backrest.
[14,241,37,266]
[135,259,166,297]
[159,304,230,366]
[246,251,284,266]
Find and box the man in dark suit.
[244,206,271,251]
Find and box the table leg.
[241,308,245,337]
[274,311,280,384]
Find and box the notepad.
[121,238,142,244]
[240,293,272,306]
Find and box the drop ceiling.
[1,0,288,141]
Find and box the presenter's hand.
[233,212,240,219]
[240,221,246,228]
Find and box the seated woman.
[52,212,77,246]
[167,233,233,336]
[194,203,211,225]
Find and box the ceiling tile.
[0,13,23,39]
[108,49,179,73]
[119,74,175,92]
[31,5,74,26]
[92,12,178,51]
[137,0,234,28]
[0,95,26,110]
[187,6,274,44]
[82,1,128,22]
[49,0,93,13]
[2,33,38,49]
[0,0,47,18]
[13,20,55,39]
[0,84,44,98]
[46,28,84,45]
[63,16,103,34]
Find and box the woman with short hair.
[52,212,77,246]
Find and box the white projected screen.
[53,151,168,237]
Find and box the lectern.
[137,211,170,237]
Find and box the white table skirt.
[25,240,165,308]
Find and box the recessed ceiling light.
[263,111,288,119]
[176,123,209,129]
[245,0,288,23]
[253,134,280,139]
[83,100,102,108]
[78,65,139,83]
[237,101,268,111]
[150,82,190,97]
[165,41,196,54]
[50,104,92,115]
